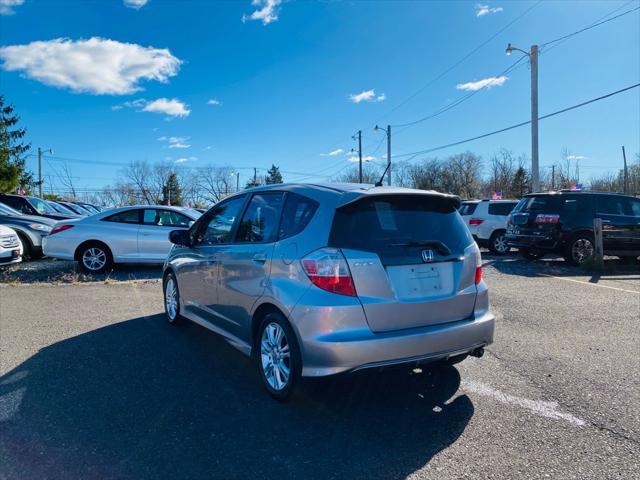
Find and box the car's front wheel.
[256,313,301,401]
[163,272,185,325]
[489,230,510,255]
[77,242,113,273]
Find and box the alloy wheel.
[165,277,178,320]
[493,234,509,254]
[260,322,291,391]
[82,247,107,271]
[572,238,594,264]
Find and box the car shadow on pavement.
[0,313,473,480]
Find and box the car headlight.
[29,223,52,232]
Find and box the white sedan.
[43,206,202,273]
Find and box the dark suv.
[505,191,640,265]
[0,194,74,221]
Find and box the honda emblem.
[421,249,434,263]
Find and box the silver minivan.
[163,183,495,399]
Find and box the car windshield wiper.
[390,240,451,256]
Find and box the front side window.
[104,209,141,224]
[193,195,246,246]
[236,192,284,243]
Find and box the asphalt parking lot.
[1,255,639,479]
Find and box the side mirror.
[169,229,190,246]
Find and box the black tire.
[163,272,186,325]
[255,312,302,401]
[16,232,34,260]
[564,233,595,266]
[76,241,113,274]
[488,230,510,255]
[520,248,544,261]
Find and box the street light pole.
[506,43,539,192]
[374,124,392,186]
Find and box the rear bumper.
[293,307,495,377]
[505,233,558,251]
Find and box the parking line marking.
[462,380,586,427]
[539,274,640,294]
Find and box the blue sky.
[1,0,639,194]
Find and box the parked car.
[163,183,494,399]
[506,190,640,265]
[0,202,54,259]
[0,194,74,220]
[54,200,91,216]
[459,199,519,254]
[0,225,23,265]
[43,205,202,273]
[46,200,82,218]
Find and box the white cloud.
[566,155,586,160]
[142,98,191,117]
[159,136,191,149]
[207,98,222,106]
[0,37,181,95]
[476,3,503,17]
[349,89,386,103]
[0,0,24,15]
[456,75,508,91]
[175,156,197,164]
[115,98,190,117]
[124,0,149,8]
[321,148,344,157]
[242,0,282,25]
[348,155,376,163]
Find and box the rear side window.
[561,196,591,216]
[143,209,192,227]
[104,209,141,224]
[597,195,630,216]
[488,202,516,216]
[279,192,319,239]
[329,195,472,263]
[459,202,478,216]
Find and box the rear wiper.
[390,240,451,256]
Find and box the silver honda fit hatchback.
[163,183,495,399]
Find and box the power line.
[393,83,640,161]
[541,4,640,49]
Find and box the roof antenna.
[374,162,391,187]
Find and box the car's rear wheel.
[163,272,185,325]
[77,242,113,273]
[565,234,594,266]
[256,313,301,401]
[489,230,510,255]
[520,248,544,261]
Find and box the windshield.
[0,202,22,215]
[27,196,56,214]
[50,201,77,215]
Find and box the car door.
[100,209,144,261]
[177,195,248,330]
[214,192,284,344]
[595,195,633,251]
[137,209,193,262]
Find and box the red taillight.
[535,214,560,224]
[49,224,74,236]
[469,218,484,225]
[475,266,483,285]
[301,248,356,297]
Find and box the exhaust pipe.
[470,347,485,358]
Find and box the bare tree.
[198,165,236,203]
[333,162,382,184]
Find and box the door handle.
[252,253,267,263]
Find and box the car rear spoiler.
[337,189,461,211]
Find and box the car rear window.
[513,195,560,214]
[459,202,478,216]
[488,202,517,216]
[329,194,471,264]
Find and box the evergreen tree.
[0,96,31,193]
[511,166,530,198]
[162,173,183,206]
[265,164,283,184]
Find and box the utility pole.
[551,165,555,191]
[236,172,240,192]
[506,43,539,192]
[36,147,53,198]
[530,45,539,193]
[387,125,392,186]
[357,130,363,183]
[622,145,628,194]
[253,168,257,186]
